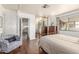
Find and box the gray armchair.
[0,34,22,53]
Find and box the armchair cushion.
[5,36,16,43]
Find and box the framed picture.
[0,16,3,28]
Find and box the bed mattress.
[39,34,79,54]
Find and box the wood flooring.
[0,39,46,54]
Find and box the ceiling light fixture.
[42,4,49,8]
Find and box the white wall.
[0,5,5,12]
[0,6,36,40]
[0,5,5,35]
[59,31,79,38]
[29,15,36,40]
[46,16,57,26]
[0,5,19,36]
[18,12,36,40]
[3,10,18,35]
[0,5,19,35]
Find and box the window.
[75,22,79,28]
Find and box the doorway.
[20,17,29,40]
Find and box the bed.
[39,34,79,54]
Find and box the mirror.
[58,16,79,32]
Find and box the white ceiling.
[2,4,79,16]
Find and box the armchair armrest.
[15,35,20,41]
[0,40,9,51]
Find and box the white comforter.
[39,34,79,54]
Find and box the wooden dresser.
[41,26,58,36]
